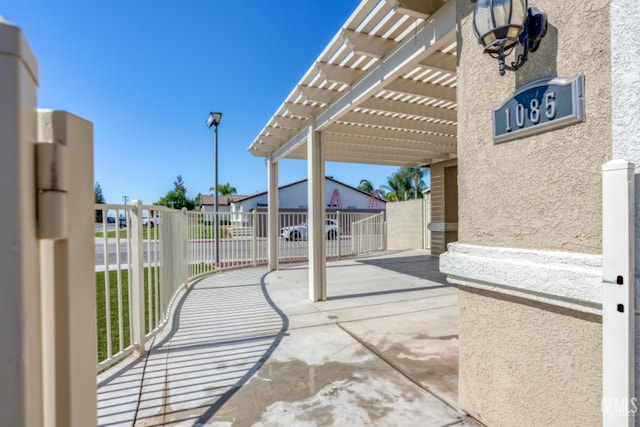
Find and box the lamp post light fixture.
[206,112,222,264]
[471,0,547,76]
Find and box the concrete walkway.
[98,250,477,426]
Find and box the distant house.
[198,194,249,214]
[198,177,386,215]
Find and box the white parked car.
[142,213,161,228]
[281,219,341,241]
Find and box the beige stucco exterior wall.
[386,199,424,250]
[430,159,458,255]
[454,0,611,423]
[457,0,611,254]
[459,288,602,426]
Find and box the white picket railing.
[95,203,187,371]
[351,212,386,254]
[95,204,386,370]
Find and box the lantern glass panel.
[510,0,527,26]
[492,0,512,28]
[483,32,497,48]
[507,26,520,39]
[473,0,493,39]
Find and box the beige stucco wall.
[454,0,611,423]
[386,199,424,250]
[459,288,602,426]
[457,0,612,254]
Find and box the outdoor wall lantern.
[471,0,547,76]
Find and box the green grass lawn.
[189,224,218,239]
[94,228,159,239]
[94,225,224,239]
[96,268,159,362]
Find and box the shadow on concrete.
[97,270,290,426]
[194,272,289,425]
[327,283,453,301]
[356,254,450,285]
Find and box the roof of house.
[198,194,249,207]
[220,176,387,205]
[199,177,386,208]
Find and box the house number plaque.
[492,74,585,144]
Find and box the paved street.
[95,237,356,268]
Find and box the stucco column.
[611,0,640,415]
[0,18,43,427]
[267,158,279,271]
[307,123,326,302]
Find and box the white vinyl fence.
[95,202,187,371]
[424,195,431,250]
[95,204,386,370]
[351,212,386,254]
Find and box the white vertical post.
[182,208,188,287]
[383,219,388,251]
[602,159,636,426]
[268,159,279,271]
[336,210,342,259]
[38,111,97,427]
[611,0,640,414]
[308,124,326,302]
[0,19,43,427]
[252,210,258,266]
[130,200,146,354]
[424,195,432,250]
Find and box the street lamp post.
[206,112,222,265]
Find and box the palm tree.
[405,167,426,199]
[209,182,237,196]
[382,171,412,202]
[357,179,374,194]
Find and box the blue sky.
[4,0,423,204]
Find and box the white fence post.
[0,19,43,426]
[424,195,432,250]
[336,211,342,259]
[130,200,146,354]
[182,208,188,287]
[602,160,636,425]
[37,111,97,427]
[380,211,387,251]
[252,211,258,266]
[383,213,388,251]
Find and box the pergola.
[247,0,457,301]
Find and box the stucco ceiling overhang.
[248,0,457,167]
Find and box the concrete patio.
[97,250,478,426]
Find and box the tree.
[357,179,374,194]
[381,167,429,201]
[209,182,237,196]
[95,182,106,204]
[382,170,412,202]
[95,182,106,222]
[156,175,196,210]
[173,175,187,194]
[404,167,427,199]
[358,179,386,201]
